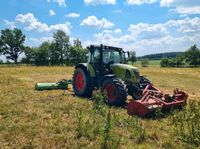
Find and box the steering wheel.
[104,60,114,70]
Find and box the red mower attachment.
[127,84,188,117]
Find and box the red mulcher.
[127,84,188,117]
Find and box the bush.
[160,58,169,67]
[160,45,199,67]
[160,56,185,67]
[141,59,149,67]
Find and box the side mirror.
[127,51,130,58]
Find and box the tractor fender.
[75,63,96,77]
[100,74,116,87]
[75,63,87,71]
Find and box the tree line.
[0,28,88,65]
[160,45,200,67]
[138,52,184,60]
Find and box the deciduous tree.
[185,45,200,66]
[0,28,25,64]
[53,30,69,65]
[129,50,136,65]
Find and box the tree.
[53,30,69,65]
[160,58,169,67]
[73,38,82,48]
[67,39,88,65]
[49,42,61,65]
[0,28,25,64]
[184,45,200,66]
[34,42,50,66]
[129,50,136,65]
[23,46,35,64]
[174,55,185,67]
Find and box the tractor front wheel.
[101,77,127,106]
[72,67,92,97]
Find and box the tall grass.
[1,66,200,148]
[170,100,200,147]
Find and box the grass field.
[134,60,161,67]
[0,66,200,148]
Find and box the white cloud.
[49,10,56,16]
[133,34,200,56]
[127,0,158,5]
[28,37,53,44]
[83,17,200,56]
[128,17,200,38]
[114,28,122,34]
[49,22,71,33]
[84,0,116,5]
[165,17,200,33]
[126,0,200,15]
[80,16,114,29]
[160,0,200,15]
[102,30,113,34]
[16,13,49,32]
[15,13,71,34]
[170,6,200,15]
[65,13,80,18]
[3,19,16,29]
[113,9,123,14]
[47,0,66,7]
[90,30,135,47]
[160,0,200,7]
[128,23,168,39]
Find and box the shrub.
[141,59,149,67]
[160,58,169,67]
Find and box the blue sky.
[0,0,200,57]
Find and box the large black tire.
[101,77,128,106]
[72,67,92,97]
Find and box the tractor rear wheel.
[101,77,128,106]
[72,67,92,97]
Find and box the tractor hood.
[111,63,138,71]
[110,63,140,82]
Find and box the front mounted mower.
[72,44,188,117]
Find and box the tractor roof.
[88,44,123,51]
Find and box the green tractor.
[72,44,150,106]
[35,44,188,116]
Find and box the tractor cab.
[87,44,128,66]
[87,44,131,77]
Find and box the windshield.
[103,49,121,64]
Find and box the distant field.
[0,66,200,148]
[134,60,161,67]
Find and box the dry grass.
[0,66,200,148]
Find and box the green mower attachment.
[35,79,72,91]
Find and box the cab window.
[103,49,121,64]
[90,48,100,63]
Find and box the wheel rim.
[74,72,85,91]
[104,83,117,101]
